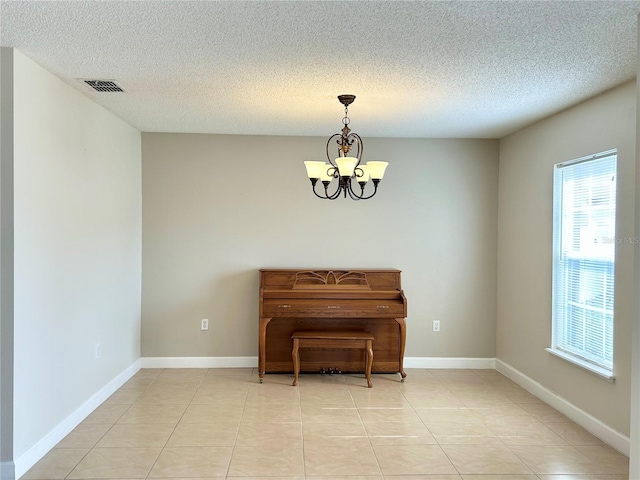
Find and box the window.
[550,150,617,378]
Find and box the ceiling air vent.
[81,79,125,92]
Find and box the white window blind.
[552,150,617,373]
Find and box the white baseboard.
[495,358,630,456]
[14,359,141,479]
[139,356,496,370]
[405,357,496,369]
[1,461,15,480]
[140,356,258,369]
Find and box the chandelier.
[304,95,388,200]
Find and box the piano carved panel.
[258,269,407,381]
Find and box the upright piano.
[258,268,407,381]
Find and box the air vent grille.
[82,80,125,92]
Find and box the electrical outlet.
[432,320,440,332]
[95,343,101,359]
[201,319,209,331]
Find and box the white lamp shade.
[335,157,359,177]
[366,161,389,179]
[356,165,370,183]
[319,163,335,182]
[304,161,326,179]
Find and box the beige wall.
[141,134,499,359]
[13,50,142,458]
[632,19,640,474]
[497,80,636,435]
[0,47,15,478]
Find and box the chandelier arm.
[342,176,379,201]
[311,182,330,199]
[327,181,343,199]
[325,134,341,167]
[353,180,380,200]
[347,132,363,164]
[312,178,342,200]
[344,178,365,201]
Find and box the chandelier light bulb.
[366,161,389,180]
[357,164,370,183]
[303,161,325,180]
[335,157,359,177]
[319,164,334,183]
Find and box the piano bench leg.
[292,338,300,387]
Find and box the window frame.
[549,149,617,382]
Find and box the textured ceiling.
[1,1,639,138]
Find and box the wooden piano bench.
[291,330,374,388]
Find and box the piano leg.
[258,317,272,383]
[394,317,407,382]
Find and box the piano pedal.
[320,367,327,374]
[335,368,342,374]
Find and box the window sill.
[545,348,615,383]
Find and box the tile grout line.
[137,368,170,480]
[404,372,464,478]
[142,367,203,479]
[357,375,399,479]
[296,372,306,480]
[223,370,252,479]
[62,368,164,480]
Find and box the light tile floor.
[22,368,629,479]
